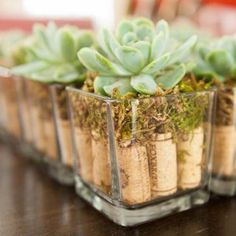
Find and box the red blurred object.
[0,17,93,32]
[203,0,236,7]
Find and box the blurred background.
[0,0,236,34]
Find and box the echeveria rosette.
[11,23,94,84]
[194,35,236,83]
[78,18,197,97]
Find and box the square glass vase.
[0,70,22,144]
[210,86,236,196]
[67,87,215,226]
[20,79,73,185]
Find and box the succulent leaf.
[11,61,50,76]
[131,74,157,95]
[78,48,131,76]
[167,35,197,65]
[114,45,145,73]
[57,29,76,61]
[151,32,166,60]
[132,41,150,65]
[207,50,234,76]
[76,31,94,51]
[94,76,117,95]
[141,53,170,75]
[99,28,120,60]
[116,20,134,42]
[156,20,169,39]
[155,64,186,89]
[103,78,136,96]
[121,32,137,45]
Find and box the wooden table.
[0,143,236,236]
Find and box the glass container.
[67,87,215,226]
[22,80,73,184]
[210,86,236,196]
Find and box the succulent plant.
[0,30,26,66]
[194,35,236,83]
[78,18,197,97]
[11,23,94,84]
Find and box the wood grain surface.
[0,143,236,236]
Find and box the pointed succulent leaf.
[29,47,59,62]
[78,48,131,76]
[76,31,94,50]
[11,61,50,76]
[156,19,169,39]
[27,65,59,83]
[132,41,150,65]
[104,78,136,96]
[131,74,157,95]
[155,64,186,89]
[116,20,134,42]
[55,71,84,84]
[151,32,167,60]
[57,29,76,61]
[99,28,120,60]
[45,22,58,52]
[167,35,197,65]
[207,50,234,76]
[114,45,145,73]
[141,53,170,75]
[33,24,51,51]
[94,76,117,95]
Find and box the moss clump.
[71,74,210,147]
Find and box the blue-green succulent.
[78,18,197,97]
[11,23,94,84]
[194,35,236,83]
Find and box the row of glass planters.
[1,71,235,226]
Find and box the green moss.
[70,74,210,147]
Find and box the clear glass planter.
[21,80,73,185]
[50,85,74,168]
[210,86,236,196]
[67,87,215,226]
[0,71,22,144]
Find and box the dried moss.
[54,86,69,120]
[26,80,53,120]
[215,82,236,126]
[69,74,210,147]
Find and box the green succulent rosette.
[78,18,197,97]
[11,23,94,85]
[194,35,236,83]
[193,35,236,126]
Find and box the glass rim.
[66,85,216,103]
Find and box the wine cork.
[147,133,177,197]
[0,90,8,127]
[92,138,111,193]
[57,119,73,167]
[31,106,45,152]
[22,103,33,143]
[43,119,58,160]
[75,128,93,183]
[117,144,151,204]
[177,127,204,189]
[7,102,21,138]
[213,125,236,177]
